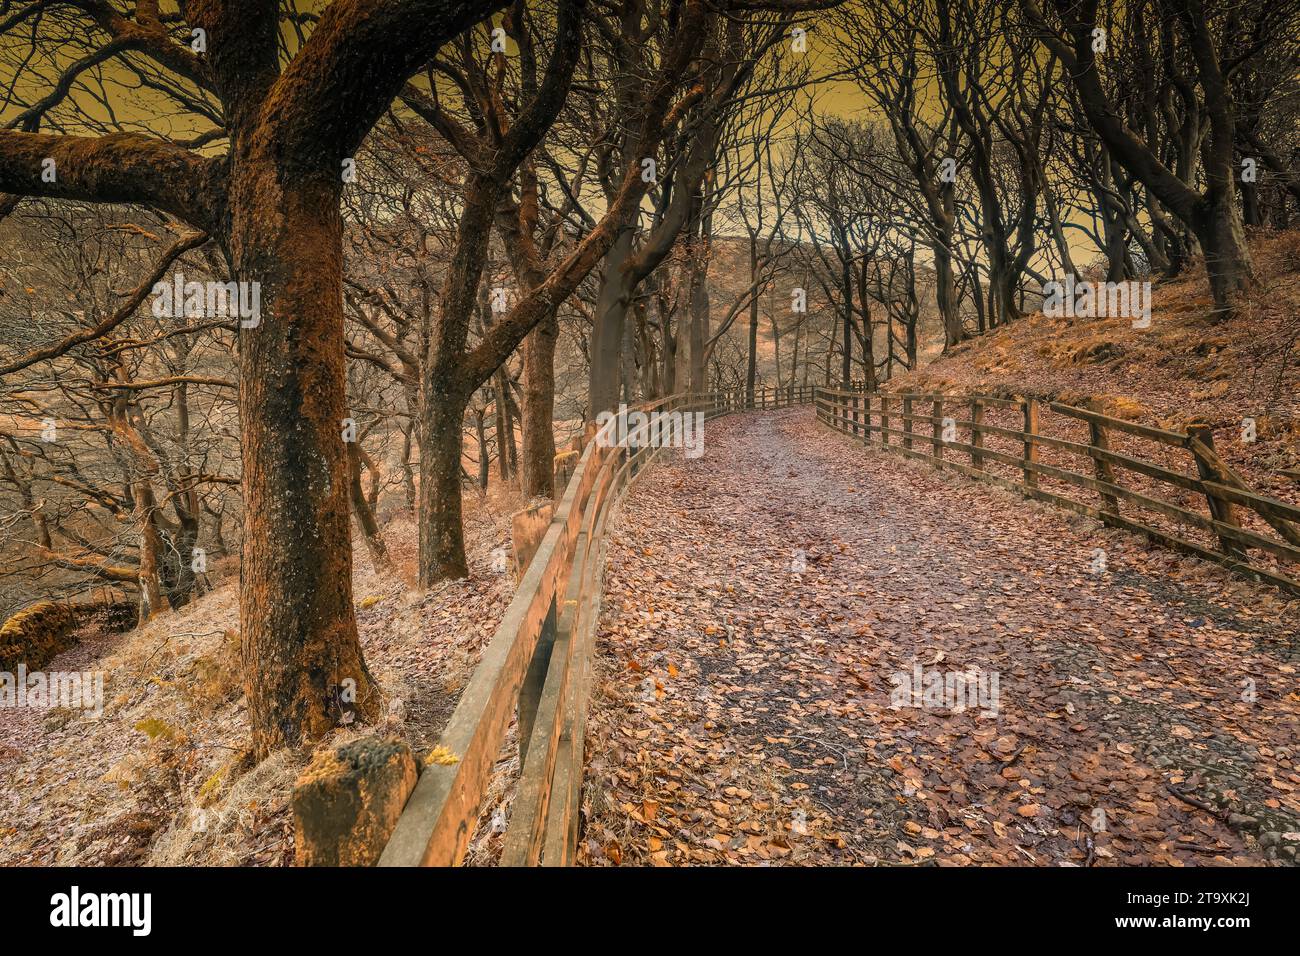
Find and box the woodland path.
[579,407,1300,866]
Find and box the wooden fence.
[815,387,1300,595]
[378,384,813,867]
[699,383,817,413]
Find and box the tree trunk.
[474,407,490,490]
[1044,165,1084,282]
[619,301,637,403]
[659,292,677,396]
[506,383,521,475]
[793,314,803,387]
[934,239,964,350]
[520,310,559,498]
[1240,176,1261,227]
[589,227,635,415]
[494,369,512,484]
[635,298,659,398]
[906,309,918,369]
[167,379,203,608]
[935,180,966,349]
[745,234,759,402]
[160,511,202,609]
[1193,188,1255,316]
[135,484,170,623]
[968,261,986,334]
[857,266,877,392]
[400,420,417,510]
[230,170,378,757]
[688,248,710,393]
[347,441,392,571]
[419,388,472,582]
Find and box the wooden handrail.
[814,387,1300,595]
[379,386,815,867]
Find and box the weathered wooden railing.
[379,384,813,867]
[815,387,1300,595]
[698,383,816,413]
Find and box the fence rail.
[697,383,817,413]
[815,387,1300,595]
[379,384,813,867]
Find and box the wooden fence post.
[293,736,418,866]
[1187,424,1247,558]
[932,397,945,461]
[1087,410,1121,519]
[903,396,913,451]
[972,395,987,470]
[880,395,890,448]
[1022,400,1039,488]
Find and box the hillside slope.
[884,233,1300,500]
[0,501,520,866]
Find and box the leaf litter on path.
[581,408,1300,867]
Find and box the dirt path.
[580,407,1300,866]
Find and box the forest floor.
[0,494,523,866]
[580,408,1300,866]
